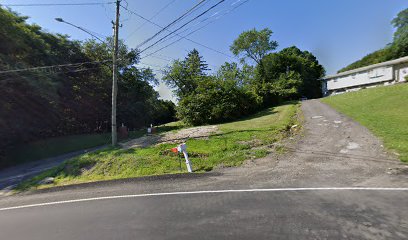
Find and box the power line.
[162,0,249,57]
[122,3,215,50]
[139,62,163,68]
[139,0,226,54]
[140,0,249,59]
[1,2,115,7]
[125,0,177,40]
[0,60,112,74]
[122,4,235,59]
[128,0,207,49]
[0,66,106,83]
[148,54,172,62]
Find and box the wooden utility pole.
[111,0,120,146]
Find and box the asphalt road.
[1,190,408,240]
[0,145,107,194]
[0,100,407,239]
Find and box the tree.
[392,8,408,41]
[258,46,324,103]
[177,76,260,125]
[392,8,408,57]
[230,28,278,64]
[185,49,209,75]
[279,46,325,98]
[267,71,302,100]
[163,49,208,98]
[163,49,261,126]
[0,8,176,168]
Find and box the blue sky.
[2,0,407,101]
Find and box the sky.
[1,0,407,102]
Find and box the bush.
[177,78,261,125]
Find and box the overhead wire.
[131,0,207,49]
[1,2,115,7]
[125,0,177,40]
[122,3,219,54]
[0,59,113,74]
[139,0,226,54]
[121,1,235,60]
[2,0,242,76]
[140,0,249,59]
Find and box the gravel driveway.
[213,99,408,188]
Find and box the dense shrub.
[177,77,260,125]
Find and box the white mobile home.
[320,56,408,96]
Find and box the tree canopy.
[230,28,278,64]
[0,8,175,168]
[164,41,323,126]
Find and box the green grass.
[17,103,299,191]
[4,130,146,167]
[321,84,408,162]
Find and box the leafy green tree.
[164,49,261,126]
[392,8,408,57]
[217,62,243,86]
[0,8,176,168]
[177,76,260,125]
[163,48,208,98]
[267,71,302,100]
[279,46,325,98]
[258,46,324,103]
[392,8,408,41]
[230,28,278,64]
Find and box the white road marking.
[1,187,408,212]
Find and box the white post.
[178,143,192,173]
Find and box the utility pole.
[111,0,120,146]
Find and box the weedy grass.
[321,83,408,163]
[3,130,147,168]
[17,102,299,191]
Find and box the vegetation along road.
[1,3,408,239]
[1,100,407,240]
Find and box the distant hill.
[338,8,408,73]
[338,47,405,73]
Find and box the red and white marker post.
[171,143,193,173]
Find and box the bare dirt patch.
[120,126,219,149]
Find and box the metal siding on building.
[398,64,408,82]
[326,66,393,91]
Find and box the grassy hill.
[321,84,408,162]
[18,102,299,191]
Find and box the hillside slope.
[321,84,408,162]
[18,103,299,191]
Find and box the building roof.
[321,55,408,80]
